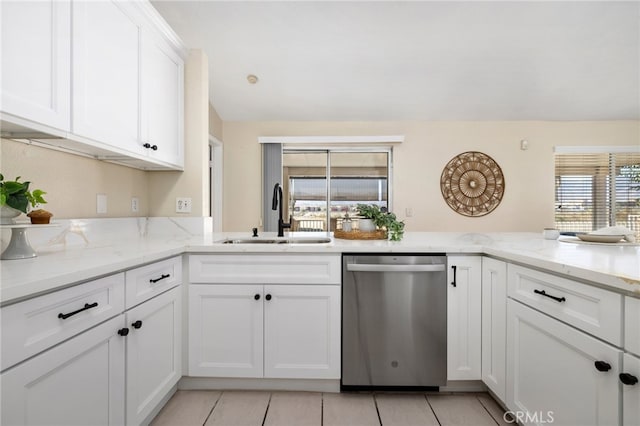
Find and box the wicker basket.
[334,229,387,240]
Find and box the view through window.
[283,150,390,232]
[554,151,640,237]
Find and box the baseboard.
[439,380,487,392]
[178,377,341,393]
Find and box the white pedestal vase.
[0,205,22,225]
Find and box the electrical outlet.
[405,207,413,217]
[176,197,192,213]
[131,197,139,213]
[97,194,107,214]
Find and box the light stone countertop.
[1,231,639,306]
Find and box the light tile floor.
[151,390,511,426]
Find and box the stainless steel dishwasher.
[342,254,447,389]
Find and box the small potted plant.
[355,204,382,232]
[356,204,405,241]
[0,174,49,224]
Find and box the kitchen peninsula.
[2,230,638,304]
[1,224,639,426]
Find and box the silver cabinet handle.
[346,264,445,273]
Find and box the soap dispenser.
[342,213,352,232]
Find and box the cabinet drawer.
[626,297,640,356]
[125,256,182,308]
[189,254,341,284]
[507,264,622,345]
[1,273,125,371]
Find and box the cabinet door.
[141,30,184,167]
[125,287,181,426]
[0,0,70,130]
[481,257,507,401]
[1,316,125,426]
[72,0,140,152]
[447,255,482,380]
[507,299,621,426]
[622,353,640,426]
[264,285,341,379]
[189,284,264,377]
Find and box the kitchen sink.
[287,237,332,244]
[218,237,332,245]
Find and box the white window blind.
[555,152,640,235]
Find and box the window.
[554,150,640,236]
[283,149,391,232]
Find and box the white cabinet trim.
[189,254,341,284]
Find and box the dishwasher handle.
[346,264,445,273]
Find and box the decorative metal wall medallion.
[440,151,505,217]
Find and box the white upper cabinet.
[0,0,71,131]
[1,0,185,170]
[141,29,184,167]
[72,0,141,153]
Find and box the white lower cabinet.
[447,255,482,380]
[189,284,264,377]
[189,284,340,379]
[264,285,341,379]
[622,353,640,425]
[125,286,182,425]
[1,316,126,426]
[0,258,182,426]
[481,257,507,401]
[506,298,621,426]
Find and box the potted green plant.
[355,204,382,231]
[0,174,47,224]
[356,204,405,241]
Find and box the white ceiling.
[152,1,640,121]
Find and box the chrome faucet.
[271,183,291,237]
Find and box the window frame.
[554,146,640,236]
[283,145,394,232]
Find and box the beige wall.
[148,49,210,217]
[222,120,640,232]
[0,138,150,218]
